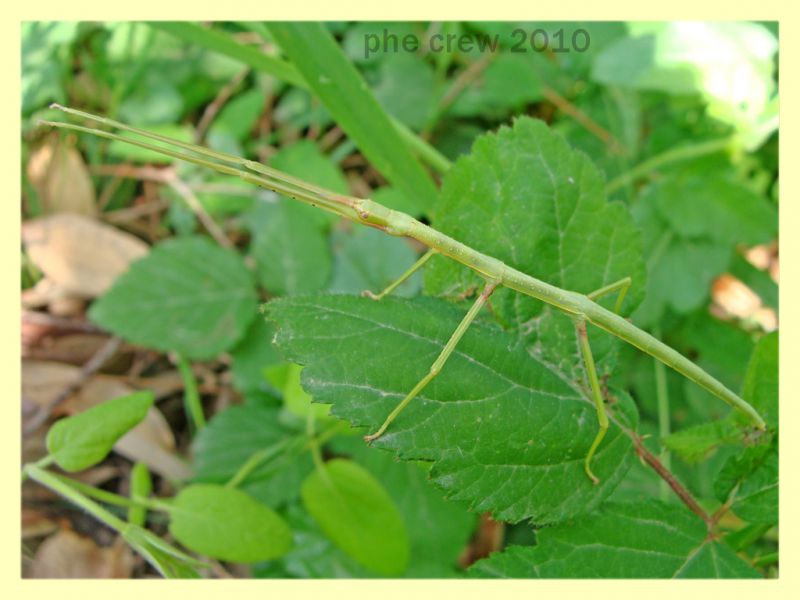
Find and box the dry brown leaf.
[27,136,97,216]
[22,213,148,298]
[24,332,114,365]
[28,530,134,578]
[22,508,59,540]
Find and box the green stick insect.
[42,106,767,485]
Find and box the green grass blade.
[267,22,440,210]
[148,22,306,88]
[150,21,448,200]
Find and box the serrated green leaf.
[715,438,777,524]
[470,502,760,578]
[46,391,153,472]
[192,404,312,508]
[267,294,636,524]
[664,420,743,463]
[425,116,646,379]
[169,484,292,563]
[281,363,332,421]
[246,200,332,295]
[329,227,421,297]
[300,458,409,576]
[89,236,257,359]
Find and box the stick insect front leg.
[364,278,499,443]
[363,249,437,301]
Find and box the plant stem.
[48,472,160,511]
[605,137,732,194]
[226,439,293,489]
[653,326,672,501]
[631,436,713,531]
[174,353,205,431]
[25,465,130,532]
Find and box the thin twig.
[195,67,251,142]
[166,177,233,249]
[91,163,233,248]
[23,336,122,435]
[542,86,622,154]
[632,434,714,531]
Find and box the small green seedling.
[43,105,767,485]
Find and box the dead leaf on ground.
[22,508,59,540]
[27,135,97,216]
[22,213,148,298]
[27,530,134,578]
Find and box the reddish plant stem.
[633,434,713,531]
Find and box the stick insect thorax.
[42,105,767,432]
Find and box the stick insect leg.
[587,276,631,315]
[573,316,610,485]
[363,249,438,301]
[365,278,499,442]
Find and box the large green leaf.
[425,116,646,378]
[470,502,760,578]
[300,458,409,576]
[90,236,257,359]
[266,295,637,524]
[715,438,777,525]
[47,391,154,472]
[169,484,292,563]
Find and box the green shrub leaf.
[425,117,646,379]
[89,236,257,359]
[169,484,292,563]
[300,458,409,576]
[46,391,154,472]
[267,295,637,524]
[470,502,760,578]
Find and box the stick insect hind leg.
[364,278,499,443]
